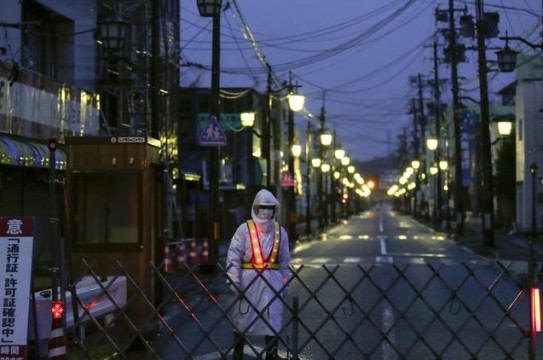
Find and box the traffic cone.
[176,240,187,270]
[188,239,198,265]
[200,238,210,264]
[163,243,173,273]
[48,301,66,359]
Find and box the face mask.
[257,208,274,220]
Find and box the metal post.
[529,162,537,360]
[318,105,325,231]
[48,140,60,301]
[532,163,538,241]
[305,120,312,235]
[417,74,427,221]
[448,0,465,237]
[287,75,297,243]
[433,41,443,226]
[410,99,420,218]
[476,0,495,248]
[265,66,272,188]
[331,132,338,224]
[292,296,299,360]
[207,9,221,271]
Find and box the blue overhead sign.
[199,116,226,147]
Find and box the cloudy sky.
[180,0,541,162]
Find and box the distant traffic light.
[367,179,376,190]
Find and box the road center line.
[380,237,387,255]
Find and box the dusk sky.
[180,0,541,162]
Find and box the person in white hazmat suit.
[226,189,291,360]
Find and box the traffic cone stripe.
[163,243,173,273]
[49,347,66,358]
[201,239,209,263]
[48,318,66,359]
[51,328,64,337]
[188,239,198,264]
[176,241,187,270]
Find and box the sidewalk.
[458,216,542,262]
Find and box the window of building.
[72,172,141,249]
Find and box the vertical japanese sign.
[0,217,34,360]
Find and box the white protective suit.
[226,189,291,336]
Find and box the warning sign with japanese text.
[0,217,34,360]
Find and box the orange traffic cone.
[188,239,198,265]
[163,243,173,273]
[200,238,210,264]
[48,301,66,359]
[176,240,187,270]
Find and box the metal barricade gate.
[36,259,540,359]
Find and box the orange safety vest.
[241,220,281,269]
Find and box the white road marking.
[380,237,387,255]
[344,257,361,263]
[410,257,426,265]
[376,256,393,264]
[310,258,331,264]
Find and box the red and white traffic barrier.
[48,301,66,359]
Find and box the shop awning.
[0,135,67,170]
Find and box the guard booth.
[65,136,163,327]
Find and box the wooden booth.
[65,136,163,325]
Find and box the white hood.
[250,189,280,226]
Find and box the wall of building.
[515,78,543,232]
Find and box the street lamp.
[497,120,512,136]
[491,119,513,145]
[286,78,305,244]
[320,130,333,147]
[97,15,130,52]
[312,157,324,230]
[319,129,332,227]
[305,120,314,235]
[335,148,345,160]
[426,137,438,151]
[240,111,255,127]
[496,36,519,73]
[291,143,302,158]
[197,0,222,271]
[426,137,442,225]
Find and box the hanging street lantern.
[288,93,305,112]
[196,0,222,17]
[97,15,130,52]
[496,37,518,73]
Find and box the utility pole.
[305,119,312,235]
[475,0,495,247]
[287,72,297,243]
[207,5,221,271]
[318,100,325,231]
[417,73,427,220]
[265,65,272,189]
[410,98,420,218]
[448,0,465,236]
[433,41,443,226]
